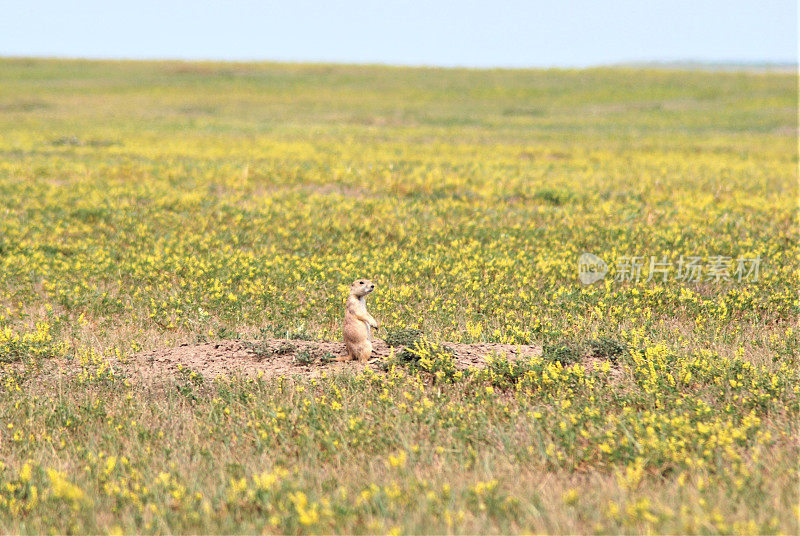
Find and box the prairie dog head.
[350,279,375,298]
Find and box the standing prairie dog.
[337,279,379,362]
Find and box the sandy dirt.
[117,338,543,380]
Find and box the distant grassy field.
[0,58,797,534]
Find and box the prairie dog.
[337,279,379,362]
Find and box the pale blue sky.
[1,1,796,67]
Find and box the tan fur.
[336,279,378,362]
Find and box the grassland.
[0,58,797,534]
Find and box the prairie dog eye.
[358,280,364,284]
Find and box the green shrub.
[295,350,316,366]
[384,327,423,349]
[543,341,581,366]
[274,342,296,355]
[244,340,273,361]
[480,354,533,388]
[587,336,627,361]
[397,338,462,384]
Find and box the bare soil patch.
[120,338,543,380]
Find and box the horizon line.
[1,54,796,73]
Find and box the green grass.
[0,58,797,534]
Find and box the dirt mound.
[124,338,542,380]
